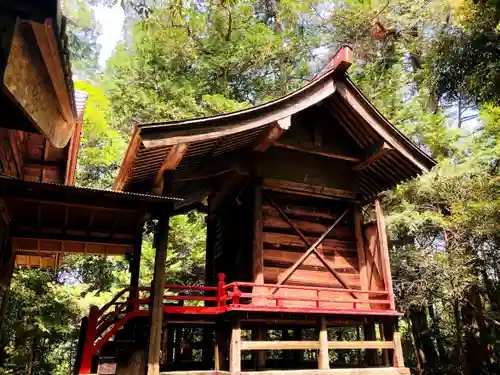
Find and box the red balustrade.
[77,273,396,374]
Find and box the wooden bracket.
[253,117,291,152]
[354,142,393,171]
[151,143,189,195]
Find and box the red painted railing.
[77,273,394,374]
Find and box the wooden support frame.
[263,191,353,296]
[147,213,171,375]
[230,319,241,374]
[374,198,395,310]
[252,182,265,305]
[318,316,329,370]
[253,117,291,152]
[151,143,189,195]
[354,143,393,171]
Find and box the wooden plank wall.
[260,192,360,307]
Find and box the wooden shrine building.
[70,47,435,375]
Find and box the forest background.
[1,0,499,374]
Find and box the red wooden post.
[233,285,240,305]
[316,289,320,308]
[79,305,99,374]
[217,273,226,307]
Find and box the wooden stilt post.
[215,322,227,371]
[174,327,182,364]
[363,323,378,366]
[230,318,241,374]
[147,214,171,375]
[318,316,329,370]
[129,227,143,300]
[252,326,266,369]
[293,327,303,366]
[380,323,390,366]
[374,197,395,310]
[252,182,265,305]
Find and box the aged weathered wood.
[392,333,404,368]
[30,19,75,124]
[252,326,266,369]
[354,143,393,171]
[147,216,171,375]
[129,228,143,300]
[274,142,360,162]
[273,207,350,288]
[4,23,73,148]
[263,232,356,252]
[354,205,368,306]
[335,81,429,174]
[253,117,291,152]
[263,179,355,200]
[252,183,265,305]
[230,319,241,374]
[114,128,141,190]
[364,324,378,366]
[141,78,335,148]
[318,316,329,370]
[152,143,189,195]
[242,341,320,350]
[374,198,395,310]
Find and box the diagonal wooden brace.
[267,206,351,294]
[263,192,357,297]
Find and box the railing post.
[316,289,320,308]
[393,332,405,368]
[233,285,240,305]
[217,273,226,307]
[79,305,99,374]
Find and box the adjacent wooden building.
[71,47,434,375]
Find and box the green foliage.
[74,81,127,189]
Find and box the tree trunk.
[409,306,439,370]
[428,303,448,363]
[453,300,465,367]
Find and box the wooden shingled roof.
[114,47,435,207]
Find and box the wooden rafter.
[354,142,393,171]
[252,117,291,152]
[263,191,354,296]
[151,142,189,195]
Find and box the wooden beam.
[336,81,429,173]
[252,182,266,306]
[318,316,329,370]
[147,215,171,375]
[151,142,189,195]
[274,142,360,162]
[160,369,410,375]
[30,19,74,124]
[253,117,291,152]
[354,205,368,292]
[141,78,335,148]
[274,207,350,288]
[354,142,393,171]
[374,198,395,310]
[4,22,73,148]
[113,127,141,190]
[263,179,356,200]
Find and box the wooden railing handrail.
[224,281,389,295]
[240,340,396,351]
[237,292,391,305]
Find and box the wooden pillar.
[382,320,396,366]
[374,197,395,310]
[364,323,378,366]
[215,322,227,371]
[318,316,329,370]
[202,326,214,368]
[129,227,143,300]
[393,332,405,368]
[147,215,171,375]
[380,323,390,366]
[252,182,265,305]
[354,204,368,291]
[230,318,241,374]
[252,326,266,369]
[174,327,182,364]
[205,215,216,289]
[293,327,303,365]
